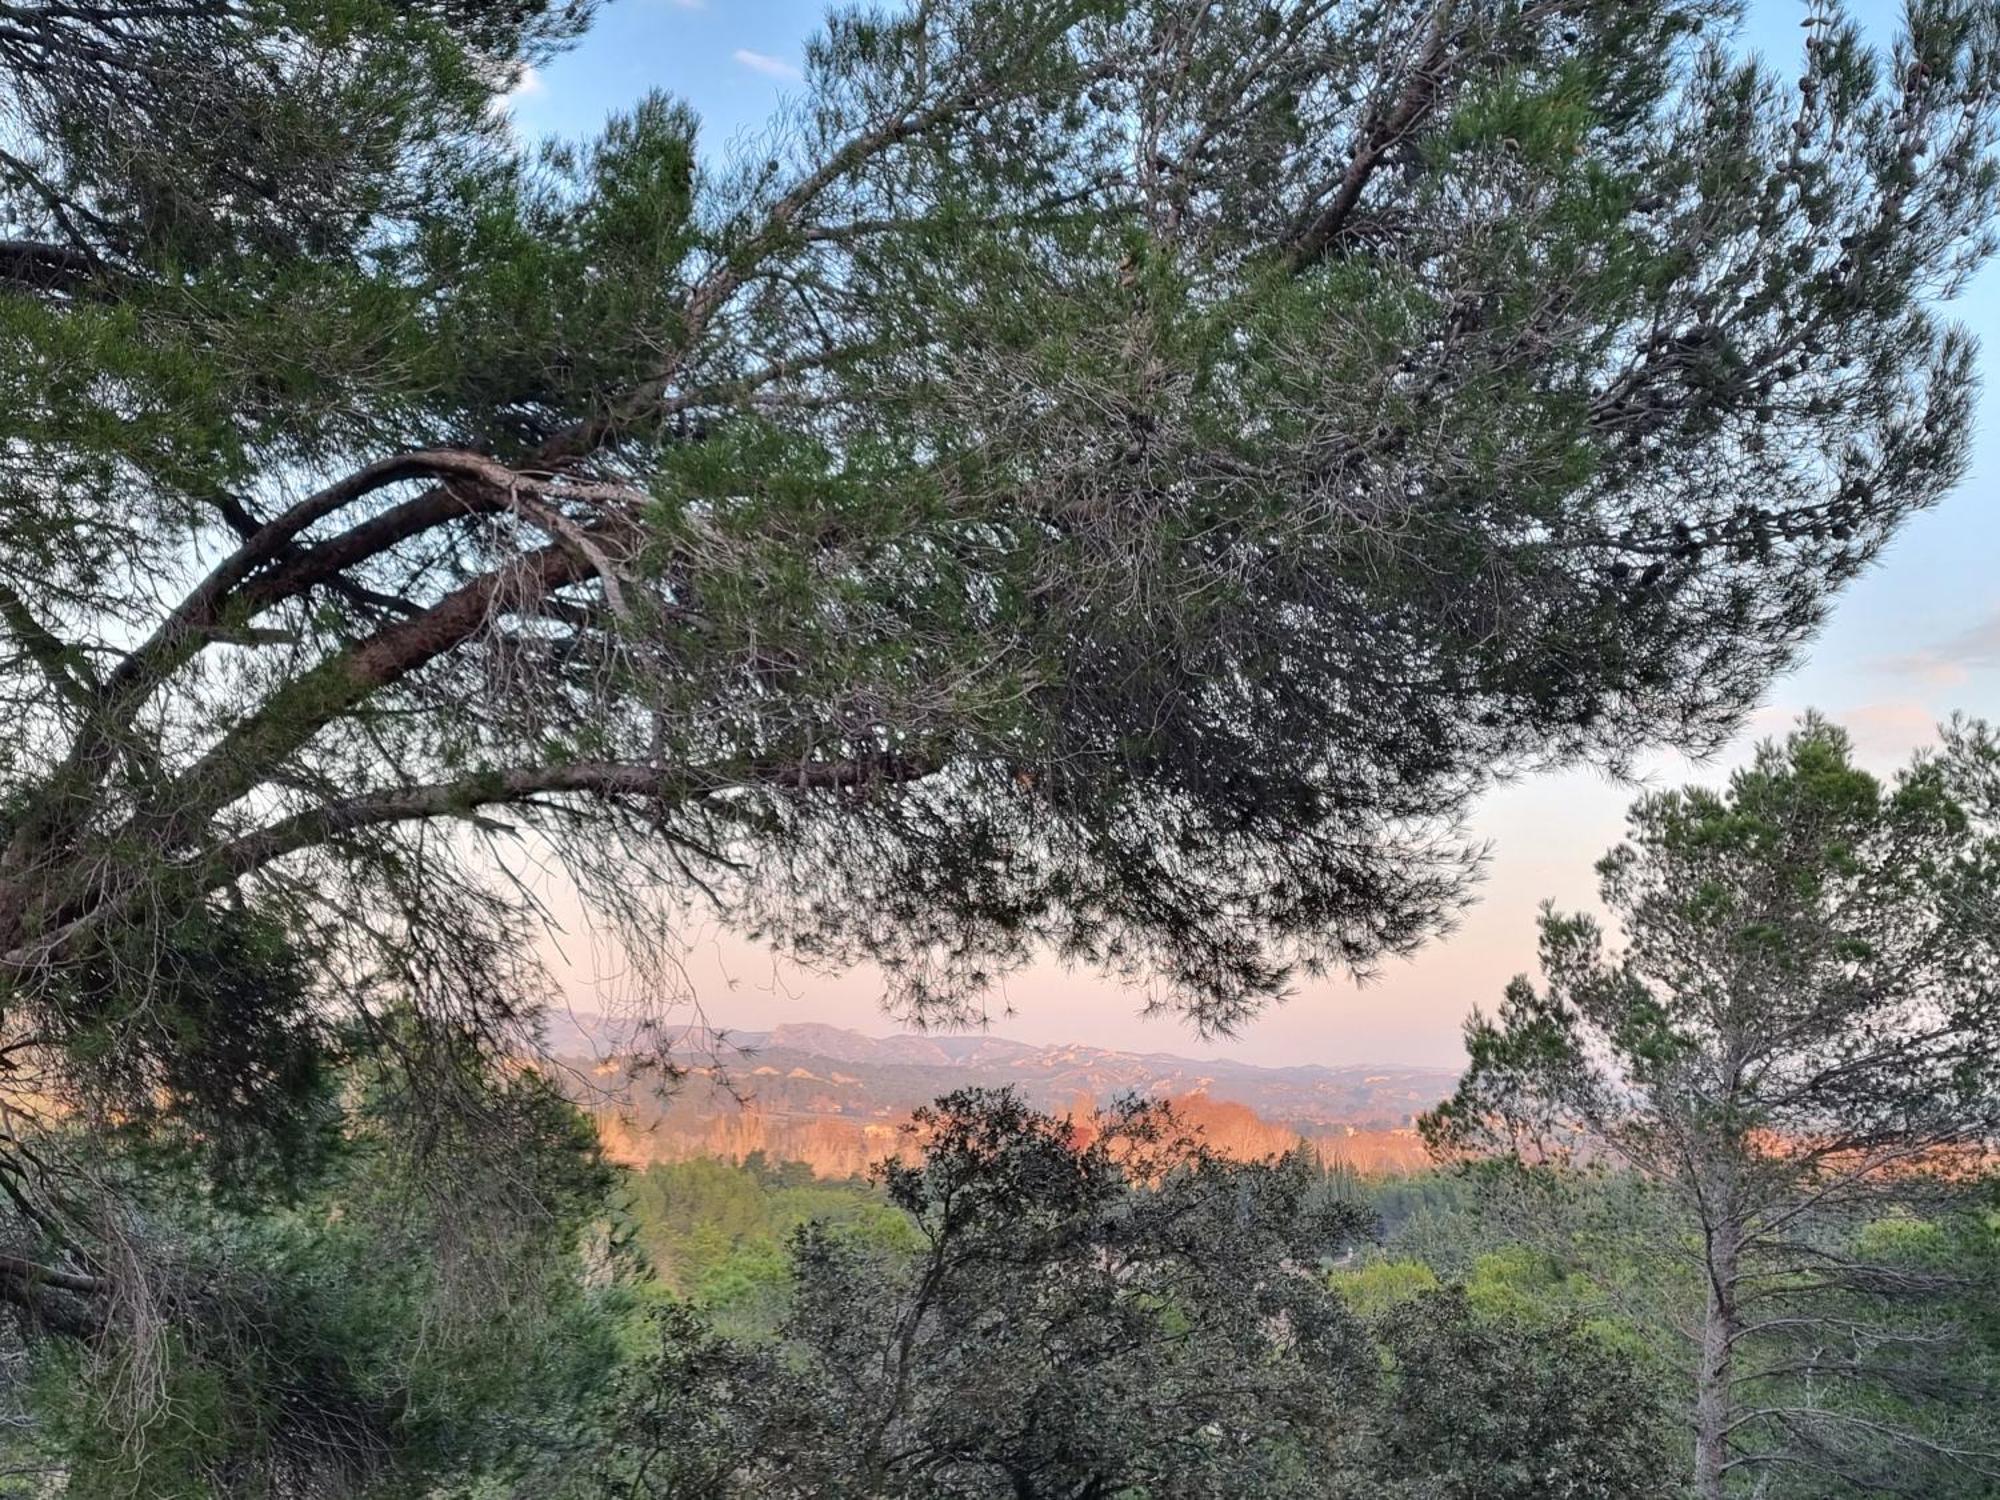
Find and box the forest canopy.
[2,0,1996,1064]
[1,0,1999,1495]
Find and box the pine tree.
[2,0,1999,1344]
[1427,716,2000,1496]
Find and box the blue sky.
[513,2,2000,1068]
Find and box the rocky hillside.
[554,1020,1454,1177]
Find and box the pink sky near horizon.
[513,0,2000,1072]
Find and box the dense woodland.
[3,0,2000,1493]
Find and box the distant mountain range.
[548,1016,1457,1178]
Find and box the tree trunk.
[1693,1224,1740,1500]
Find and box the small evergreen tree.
[1427,716,2000,1497]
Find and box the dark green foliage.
[580,1090,1677,1500]
[21,1065,626,1500]
[0,0,1996,1085]
[1,1,1998,1489]
[0,1,591,275]
[587,1090,1379,1498]
[49,904,343,1202]
[1368,1288,1682,1500]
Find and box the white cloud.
[1872,613,2000,686]
[733,48,801,80]
[490,62,545,115]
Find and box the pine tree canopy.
[2,0,1998,1064]
[1425,715,2000,1495]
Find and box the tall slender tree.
[1426,716,2000,1497]
[1,0,1998,1329]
